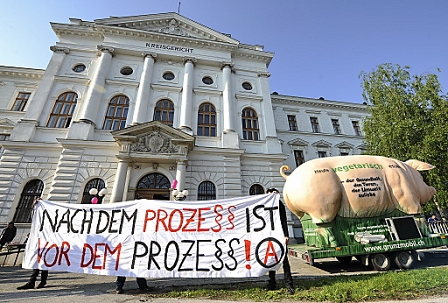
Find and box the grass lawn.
[144,267,448,303]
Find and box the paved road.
[1,249,447,303]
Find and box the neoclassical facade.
[0,13,368,242]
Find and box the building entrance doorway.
[135,173,171,200]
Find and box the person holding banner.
[17,268,49,290]
[17,198,50,290]
[265,188,294,294]
[115,276,152,294]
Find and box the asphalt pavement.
[1,249,447,303]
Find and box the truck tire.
[394,251,416,269]
[336,256,352,264]
[369,253,391,271]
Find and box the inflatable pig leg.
[316,226,338,247]
[281,165,342,247]
[281,165,343,223]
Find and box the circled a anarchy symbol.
[255,237,285,269]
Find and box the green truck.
[293,210,448,271]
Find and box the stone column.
[10,46,69,141]
[259,72,277,137]
[259,72,282,154]
[175,160,187,192]
[179,58,196,134]
[110,159,129,203]
[122,165,133,201]
[131,53,156,125]
[222,63,235,132]
[221,63,239,149]
[77,45,114,125]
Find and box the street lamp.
[172,189,189,201]
[89,187,108,204]
[170,179,188,201]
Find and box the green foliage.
[148,267,448,302]
[360,63,448,213]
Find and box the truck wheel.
[394,251,416,269]
[369,253,391,271]
[336,256,352,264]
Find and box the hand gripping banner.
[22,194,285,278]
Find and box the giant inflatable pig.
[280,155,436,224]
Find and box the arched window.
[197,102,216,136]
[135,173,171,200]
[242,107,260,140]
[81,178,105,204]
[47,92,78,128]
[197,181,216,200]
[103,95,129,130]
[249,184,264,195]
[153,99,174,126]
[13,179,44,223]
[137,173,171,189]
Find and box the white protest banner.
[22,194,286,278]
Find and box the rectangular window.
[310,117,320,133]
[352,121,362,136]
[11,92,31,111]
[287,115,298,131]
[340,152,349,156]
[294,150,305,167]
[331,119,341,134]
[318,151,327,158]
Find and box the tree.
[360,63,448,214]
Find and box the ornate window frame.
[242,107,260,140]
[46,91,78,128]
[102,94,130,131]
[197,102,217,137]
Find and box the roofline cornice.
[95,12,240,44]
[51,20,274,63]
[271,95,368,112]
[234,47,274,65]
[0,66,44,80]
[51,22,103,39]
[98,24,239,51]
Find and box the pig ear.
[405,159,435,171]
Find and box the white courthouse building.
[0,13,368,242]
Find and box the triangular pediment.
[334,141,354,149]
[112,121,195,155]
[312,140,332,148]
[94,12,239,44]
[287,138,309,146]
[357,143,367,151]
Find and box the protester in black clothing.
[115,276,152,294]
[0,222,17,250]
[17,269,48,289]
[17,198,49,290]
[265,188,294,294]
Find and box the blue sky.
[1,0,447,104]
